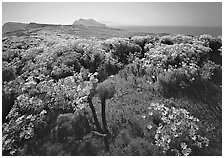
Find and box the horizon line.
[2,21,222,28]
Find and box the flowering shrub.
[199,34,213,47]
[144,43,211,70]
[50,64,73,80]
[148,102,209,156]
[140,39,221,103]
[160,34,193,45]
[131,35,158,56]
[144,43,155,53]
[2,109,47,155]
[102,38,142,64]
[2,71,98,155]
[131,35,158,46]
[14,94,44,114]
[21,47,44,62]
[2,31,221,156]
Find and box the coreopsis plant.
[102,37,142,64]
[3,108,47,155]
[2,70,100,155]
[145,43,211,69]
[131,35,157,49]
[160,34,193,45]
[147,102,209,156]
[199,34,213,47]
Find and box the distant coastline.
[112,26,222,37]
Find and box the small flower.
[10,150,16,155]
[147,124,153,130]
[168,114,174,119]
[162,110,168,116]
[180,142,187,149]
[40,109,47,116]
[148,112,153,116]
[191,135,197,140]
[155,133,159,139]
[26,114,33,119]
[15,115,25,123]
[30,116,36,122]
[174,133,179,137]
[196,142,202,148]
[171,125,177,131]
[182,147,192,156]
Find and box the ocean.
[114,26,222,37]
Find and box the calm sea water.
[115,26,222,37]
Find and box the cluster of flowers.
[2,32,221,155]
[131,35,158,51]
[160,34,193,44]
[148,102,209,156]
[144,42,211,69]
[3,69,99,155]
[102,37,142,63]
[2,109,47,155]
[140,36,216,87]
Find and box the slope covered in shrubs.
[2,27,222,156]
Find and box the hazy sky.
[2,2,222,26]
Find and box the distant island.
[73,18,107,27]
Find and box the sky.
[2,2,222,27]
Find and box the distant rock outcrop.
[2,22,27,33]
[73,18,107,27]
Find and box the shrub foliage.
[2,32,221,156]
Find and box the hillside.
[2,22,27,33]
[2,20,222,156]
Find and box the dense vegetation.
[2,26,222,156]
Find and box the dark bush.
[160,36,174,45]
[124,138,161,156]
[156,67,221,106]
[102,38,142,64]
[21,50,39,62]
[2,65,16,82]
[2,92,15,123]
[131,35,156,57]
[50,64,73,80]
[97,59,122,82]
[52,113,91,143]
[209,37,222,51]
[2,50,19,62]
[56,51,82,72]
